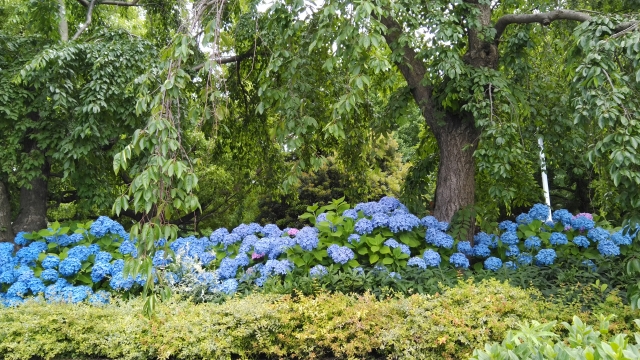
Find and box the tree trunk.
[0,181,14,243]
[432,118,480,222]
[12,170,48,233]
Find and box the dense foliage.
[0,279,636,360]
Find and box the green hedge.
[0,279,634,360]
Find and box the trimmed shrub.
[0,279,634,360]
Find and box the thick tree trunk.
[0,181,14,243]
[432,119,480,222]
[12,171,48,233]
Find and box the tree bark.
[12,166,49,233]
[0,181,14,243]
[432,119,480,222]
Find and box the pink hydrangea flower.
[251,252,264,260]
[573,213,593,220]
[287,228,299,236]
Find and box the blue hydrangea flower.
[27,277,45,294]
[388,272,401,280]
[611,230,633,246]
[516,213,532,225]
[327,244,355,264]
[354,219,374,235]
[535,249,556,266]
[118,240,137,257]
[41,255,60,270]
[571,216,595,231]
[524,236,541,250]
[210,228,229,245]
[342,209,358,220]
[40,269,59,282]
[506,245,520,257]
[218,279,238,294]
[552,209,573,226]
[379,196,401,212]
[67,246,91,262]
[90,216,128,239]
[16,242,46,265]
[449,253,469,269]
[501,231,520,246]
[421,216,439,229]
[371,213,390,228]
[88,244,100,255]
[347,234,361,244]
[0,270,15,284]
[309,265,329,277]
[423,249,441,267]
[59,258,82,277]
[7,281,28,297]
[91,262,111,283]
[222,233,242,248]
[549,232,568,246]
[572,235,590,248]
[517,253,533,265]
[475,232,498,248]
[484,257,502,271]
[587,227,610,242]
[457,241,473,256]
[232,223,262,239]
[528,204,550,221]
[355,202,383,216]
[597,239,620,257]
[425,229,454,249]
[16,267,34,282]
[217,258,239,280]
[295,227,319,251]
[388,213,420,233]
[352,267,364,275]
[384,239,411,255]
[472,244,491,258]
[498,221,518,232]
[504,261,517,270]
[95,251,113,264]
[239,234,259,253]
[407,257,426,269]
[263,259,293,276]
[261,224,282,238]
[316,213,329,224]
[89,290,111,305]
[14,232,29,246]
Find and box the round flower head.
[388,213,420,233]
[407,257,427,269]
[484,257,502,271]
[347,234,361,244]
[611,230,633,246]
[552,209,573,226]
[572,235,590,248]
[549,232,568,246]
[309,265,329,277]
[587,227,610,242]
[421,216,440,229]
[475,232,498,248]
[342,209,358,220]
[327,244,355,265]
[516,213,532,225]
[504,261,517,270]
[371,213,390,228]
[354,218,374,235]
[535,249,556,266]
[209,228,229,246]
[597,239,620,257]
[14,232,30,246]
[517,253,533,265]
[524,236,541,250]
[59,258,82,277]
[500,231,520,246]
[449,253,469,269]
[95,251,113,264]
[426,229,454,249]
[354,202,383,216]
[40,269,59,282]
[498,221,518,232]
[570,215,595,231]
[472,244,491,258]
[457,241,473,256]
[528,203,550,221]
[505,245,520,257]
[41,255,60,270]
[423,249,441,267]
[295,227,319,251]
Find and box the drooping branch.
[71,0,97,41]
[76,0,141,7]
[494,9,638,43]
[191,47,258,71]
[377,16,438,129]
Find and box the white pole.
[538,136,552,221]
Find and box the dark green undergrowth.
[1,279,637,360]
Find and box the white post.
[538,136,552,221]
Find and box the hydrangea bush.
[1,196,638,306]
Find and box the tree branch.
[71,0,97,41]
[191,48,259,71]
[494,9,638,43]
[76,0,141,7]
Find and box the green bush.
[471,315,640,359]
[0,279,635,360]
